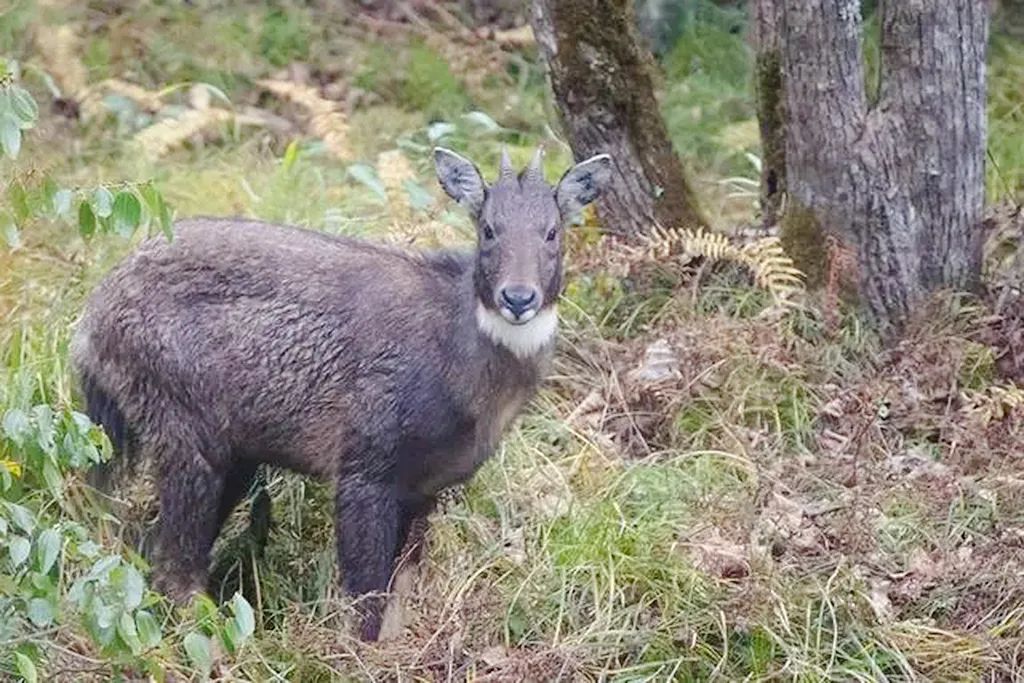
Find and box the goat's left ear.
[555,154,613,219]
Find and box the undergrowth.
[2,1,1024,681]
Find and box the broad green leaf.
[78,201,96,238]
[462,111,500,132]
[42,462,63,499]
[86,554,120,580]
[36,527,61,574]
[426,121,456,143]
[183,632,214,677]
[77,540,99,558]
[112,191,142,237]
[92,187,114,218]
[10,86,38,125]
[2,408,31,444]
[119,564,145,609]
[347,163,387,201]
[53,189,73,218]
[220,619,239,655]
[30,571,54,593]
[33,405,56,454]
[136,610,162,649]
[9,536,30,567]
[138,182,159,210]
[14,652,37,683]
[5,502,35,533]
[95,602,116,629]
[27,597,55,627]
[231,592,255,640]
[41,176,58,208]
[118,610,143,654]
[403,179,435,211]
[140,183,174,241]
[1,114,21,158]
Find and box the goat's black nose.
[500,286,538,316]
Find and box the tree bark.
[774,0,988,333]
[750,0,786,231]
[530,0,707,237]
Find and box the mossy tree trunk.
[530,0,707,237]
[765,0,989,333]
[751,0,787,232]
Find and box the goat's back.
[73,218,477,475]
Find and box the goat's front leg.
[335,474,401,641]
[397,495,436,566]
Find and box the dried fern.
[33,24,88,98]
[134,108,232,159]
[258,79,352,161]
[961,383,1024,423]
[641,226,805,305]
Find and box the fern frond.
[134,108,232,159]
[34,24,89,105]
[962,383,1024,423]
[258,79,352,161]
[641,227,805,305]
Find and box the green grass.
[2,2,1024,681]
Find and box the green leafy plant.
[0,60,37,159]
[3,175,173,247]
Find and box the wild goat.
[72,146,613,640]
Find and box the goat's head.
[434,146,613,350]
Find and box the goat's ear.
[434,147,486,215]
[555,154,613,220]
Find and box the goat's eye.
[482,223,495,240]
[545,227,558,242]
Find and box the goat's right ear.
[434,147,485,216]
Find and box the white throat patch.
[476,303,558,359]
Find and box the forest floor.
[3,1,1024,681]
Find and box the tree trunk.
[774,0,988,333]
[530,0,707,237]
[750,0,786,231]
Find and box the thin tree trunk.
[775,0,988,332]
[530,0,707,237]
[751,0,786,230]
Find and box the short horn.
[499,146,514,180]
[524,145,545,181]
